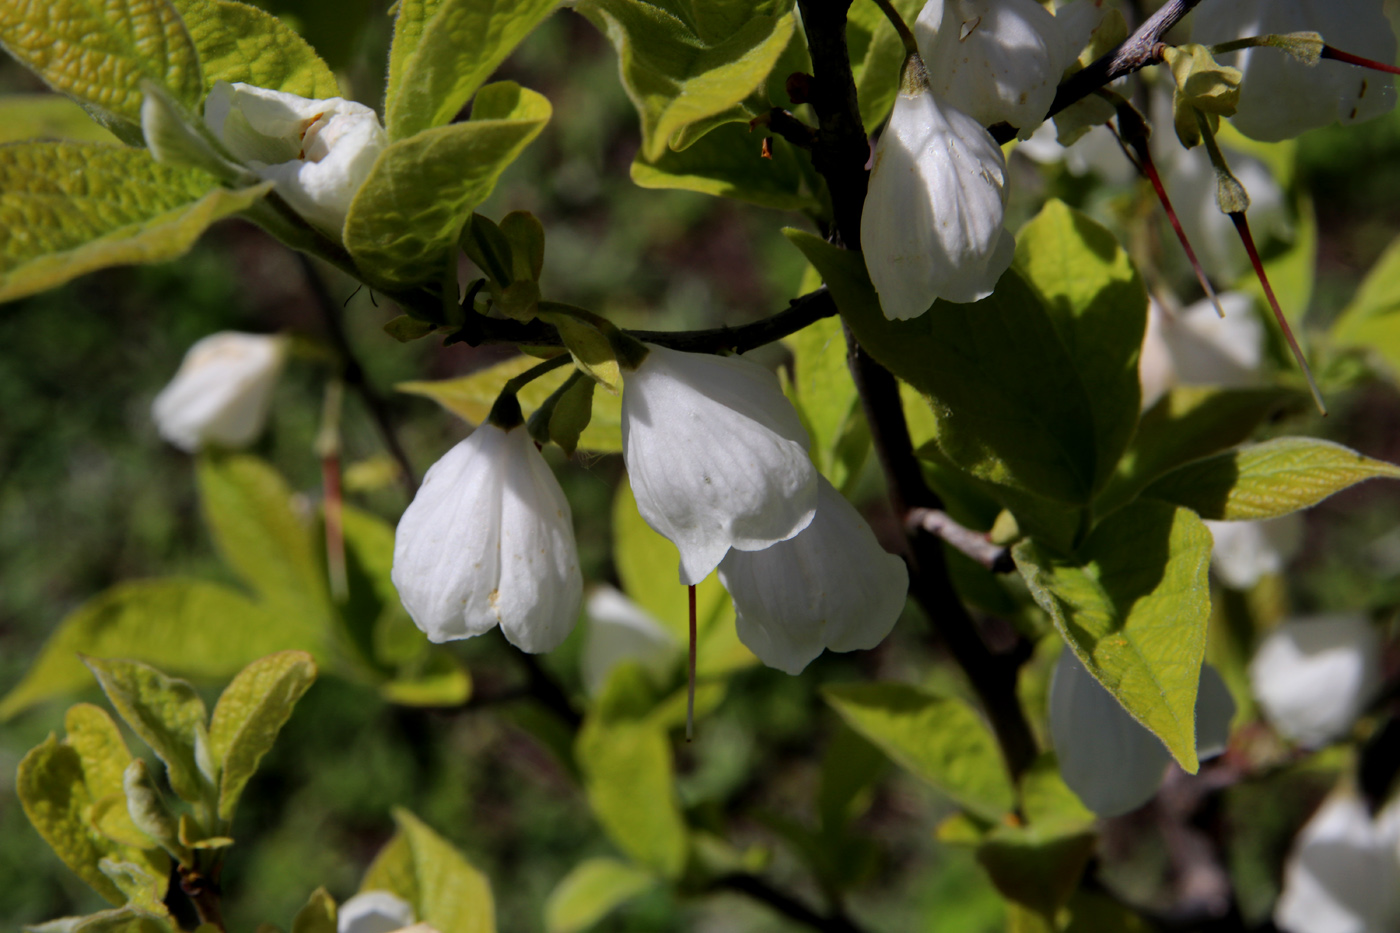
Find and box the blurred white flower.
[717,477,908,674]
[391,423,582,653]
[620,344,816,585]
[1207,515,1305,590]
[1275,789,1400,933]
[1193,0,1397,141]
[204,81,387,235]
[1250,614,1382,747]
[151,331,286,452]
[1049,651,1235,817]
[581,586,679,695]
[861,57,1015,319]
[1139,292,1264,410]
[914,0,1081,133]
[338,891,415,933]
[1016,122,1137,186]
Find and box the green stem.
[870,0,918,57]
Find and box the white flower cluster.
[391,345,909,675]
[862,0,1092,319]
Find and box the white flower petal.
[1275,791,1400,933]
[621,344,817,585]
[151,332,286,452]
[1194,0,1397,141]
[390,424,582,653]
[718,477,908,674]
[1050,653,1235,817]
[1249,614,1382,747]
[862,75,1015,319]
[1207,515,1304,590]
[581,586,680,695]
[338,892,415,933]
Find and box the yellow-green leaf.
[544,858,657,933]
[173,0,340,99]
[0,93,119,143]
[386,809,496,933]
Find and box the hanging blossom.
[151,331,286,452]
[1274,789,1400,933]
[391,415,582,653]
[717,476,909,674]
[861,52,1016,319]
[620,343,816,585]
[337,892,416,933]
[1250,614,1382,748]
[580,586,680,695]
[1049,651,1235,817]
[1193,0,1397,141]
[1207,516,1304,590]
[203,81,387,235]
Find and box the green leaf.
[82,657,211,803]
[64,704,135,804]
[71,907,174,933]
[346,82,550,286]
[574,0,796,161]
[612,481,755,676]
[0,143,271,303]
[1243,194,1315,327]
[0,93,120,143]
[544,858,658,933]
[290,888,336,933]
[847,0,920,130]
[385,809,496,933]
[1333,233,1400,377]
[378,651,472,707]
[400,353,623,452]
[976,824,1097,919]
[197,452,332,633]
[788,229,1101,504]
[1094,386,1302,517]
[173,0,340,99]
[576,671,689,878]
[0,0,202,136]
[208,651,317,821]
[1013,501,1213,771]
[631,123,818,211]
[359,831,418,903]
[0,579,312,720]
[1013,201,1147,491]
[817,722,886,833]
[97,860,170,916]
[822,682,1015,821]
[1143,437,1400,521]
[385,0,557,139]
[786,313,863,486]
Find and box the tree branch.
[711,873,867,933]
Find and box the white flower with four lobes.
[391,421,582,653]
[203,81,387,236]
[718,476,909,674]
[151,331,286,452]
[1193,0,1398,141]
[620,344,817,585]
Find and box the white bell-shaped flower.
[151,331,286,452]
[861,57,1016,319]
[717,477,908,674]
[1275,789,1400,933]
[581,586,680,695]
[1193,0,1397,141]
[204,81,387,235]
[391,423,582,653]
[1249,614,1382,747]
[338,891,415,933]
[620,344,817,585]
[915,0,1080,133]
[1139,293,1266,410]
[1050,651,1235,817]
[1207,515,1304,590]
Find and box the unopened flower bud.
[151,331,286,453]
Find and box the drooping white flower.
[203,81,387,235]
[1275,789,1400,933]
[861,57,1016,319]
[1250,614,1382,747]
[391,423,582,653]
[1207,515,1304,590]
[1049,651,1235,817]
[338,891,415,933]
[914,0,1081,133]
[1193,0,1397,141]
[1139,293,1265,410]
[581,586,679,695]
[1016,121,1137,186]
[717,477,908,674]
[620,344,817,585]
[151,331,286,452]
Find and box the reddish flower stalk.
[687,584,697,742]
[1322,44,1400,76]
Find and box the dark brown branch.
[298,254,420,499]
[906,508,1013,573]
[711,873,867,933]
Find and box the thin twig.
[711,873,867,933]
[906,508,1013,573]
[297,253,420,499]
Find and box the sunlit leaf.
[544,858,657,933]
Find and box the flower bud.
[338,891,416,933]
[581,587,679,695]
[203,81,387,236]
[151,331,286,452]
[1250,614,1382,747]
